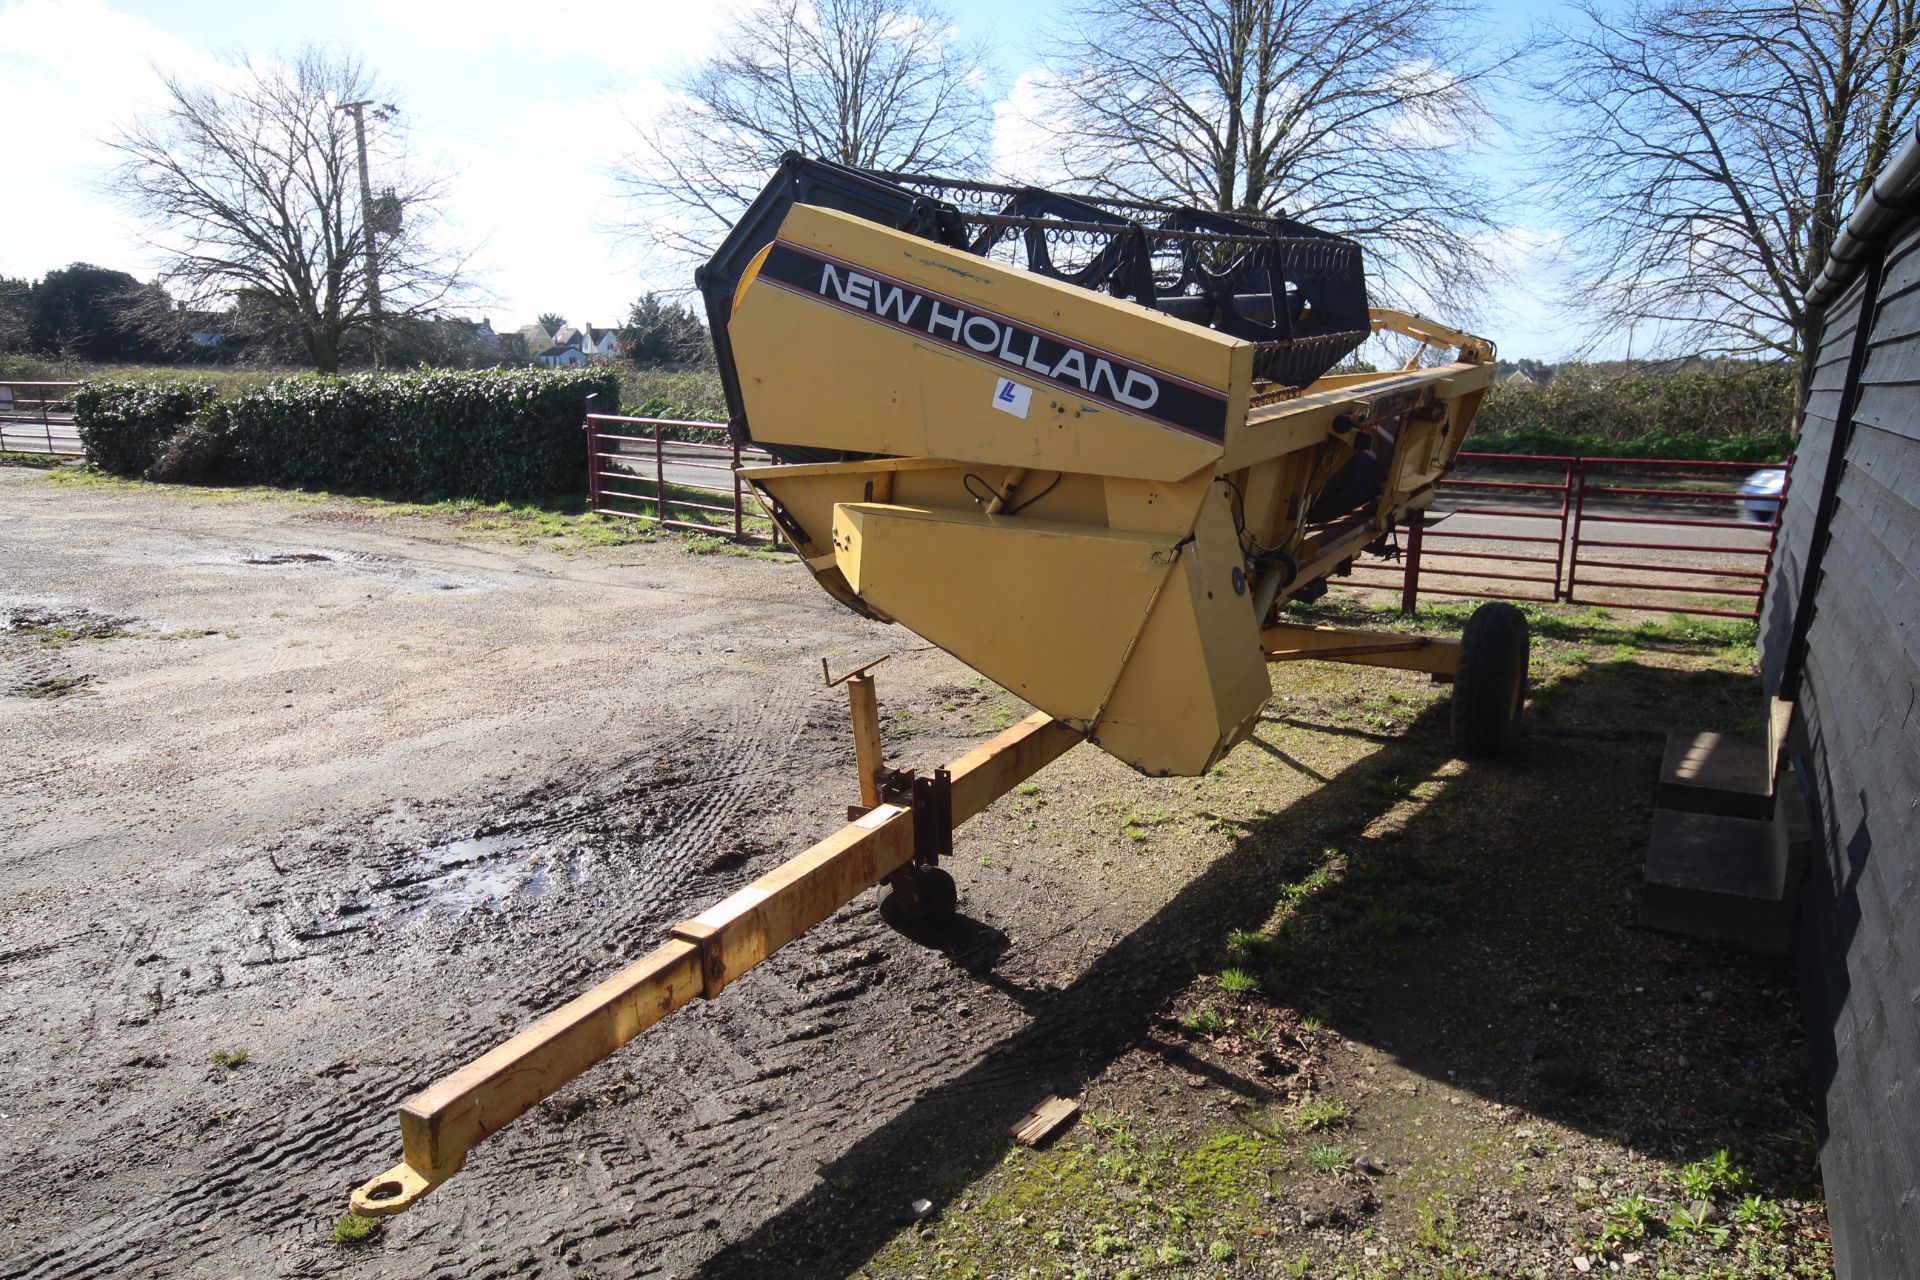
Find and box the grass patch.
[1731,1194,1788,1233]
[1675,1148,1751,1199]
[1307,1143,1349,1172]
[331,1212,381,1245]
[0,450,75,469]
[1216,967,1260,994]
[880,1111,1284,1276]
[1088,798,1182,843]
[1414,1195,1459,1253]
[1292,1097,1353,1132]
[32,466,794,556]
[1288,595,1759,657]
[5,615,135,648]
[208,1048,250,1069]
[864,607,1818,1279]
[1596,1192,1658,1252]
[1181,1007,1225,1036]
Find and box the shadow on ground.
[694,647,1815,1278]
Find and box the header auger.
[353,157,1522,1218]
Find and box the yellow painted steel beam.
[1260,622,1461,678]
[350,712,1080,1217]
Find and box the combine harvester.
[352,156,1523,1215]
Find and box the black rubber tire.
[876,866,958,930]
[1451,602,1529,757]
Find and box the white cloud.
[988,67,1074,186]
[365,0,728,68]
[0,0,231,280]
[0,0,691,337]
[408,86,680,332]
[1473,223,1584,360]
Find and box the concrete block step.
[1658,730,1774,820]
[1639,773,1810,957]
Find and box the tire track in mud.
[2,684,821,1280]
[417,901,1065,1280]
[416,707,1080,1278]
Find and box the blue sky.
[0,0,1589,357]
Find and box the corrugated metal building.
[1761,124,1920,1278]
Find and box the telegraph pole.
[339,99,385,369]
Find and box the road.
[1342,481,1780,614]
[0,415,81,456]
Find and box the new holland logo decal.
[757,241,1230,443]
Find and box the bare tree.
[0,277,27,354]
[1030,0,1510,319]
[0,276,30,355]
[107,48,473,373]
[619,0,992,261]
[1540,1,1920,380]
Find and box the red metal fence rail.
[0,381,82,456]
[1564,457,1785,620]
[1342,451,1788,620]
[1345,453,1574,606]
[585,413,782,545]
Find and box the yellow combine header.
[351,157,1525,1217]
[708,163,1497,776]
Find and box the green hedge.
[75,368,617,500]
[1464,427,1793,463]
[73,380,222,476]
[1476,363,1794,446]
[614,366,725,422]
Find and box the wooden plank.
[847,673,884,808]
[1012,1095,1082,1146]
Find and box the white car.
[1737,467,1787,524]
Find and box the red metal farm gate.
[0,381,82,456]
[584,414,781,545]
[1345,452,1788,620]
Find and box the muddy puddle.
[399,831,562,913]
[202,546,506,593]
[2,605,140,698]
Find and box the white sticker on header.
[990,377,1033,419]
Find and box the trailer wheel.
[1451,602,1529,757]
[877,865,958,930]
